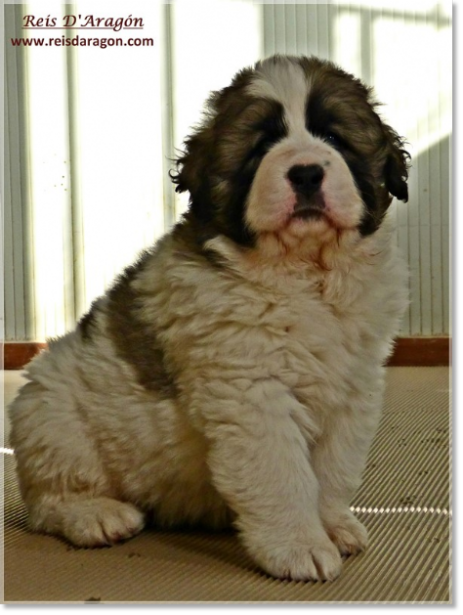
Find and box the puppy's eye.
[324,132,342,148]
[250,135,275,159]
[255,135,274,152]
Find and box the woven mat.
[2,367,451,603]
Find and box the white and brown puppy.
[9,55,410,581]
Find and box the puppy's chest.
[258,273,384,388]
[268,272,374,340]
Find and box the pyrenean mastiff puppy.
[9,55,410,581]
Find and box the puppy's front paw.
[247,533,342,582]
[324,510,368,556]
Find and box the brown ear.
[169,87,224,198]
[169,125,218,224]
[170,129,211,196]
[383,126,411,202]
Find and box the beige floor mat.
[2,367,451,603]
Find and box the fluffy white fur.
[9,55,409,582]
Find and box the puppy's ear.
[382,125,411,202]
[169,130,210,196]
[169,89,221,200]
[169,125,218,225]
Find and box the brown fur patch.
[104,251,177,398]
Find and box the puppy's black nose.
[287,164,325,198]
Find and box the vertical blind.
[3,0,261,342]
[263,1,451,336]
[3,1,451,342]
[4,1,167,341]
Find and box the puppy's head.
[171,55,410,253]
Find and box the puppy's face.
[172,55,410,250]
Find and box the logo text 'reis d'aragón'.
[23,14,144,33]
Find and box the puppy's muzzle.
[287,164,325,219]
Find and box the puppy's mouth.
[291,193,326,220]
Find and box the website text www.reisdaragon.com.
[10,35,154,49]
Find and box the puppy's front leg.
[311,391,383,557]
[199,379,342,581]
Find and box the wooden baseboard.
[3,342,48,370]
[386,336,450,367]
[3,337,450,370]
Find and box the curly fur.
[9,55,410,581]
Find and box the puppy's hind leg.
[10,381,145,547]
[28,494,145,547]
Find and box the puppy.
[9,55,410,581]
